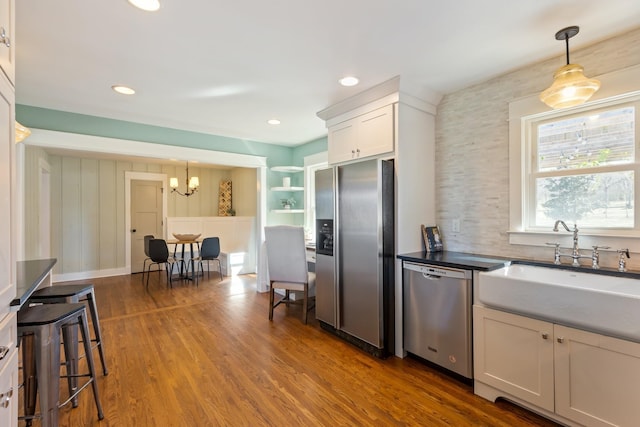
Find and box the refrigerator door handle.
[334,167,341,329]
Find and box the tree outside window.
[532,106,636,229]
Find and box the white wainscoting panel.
[167,216,256,275]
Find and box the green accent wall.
[17,105,329,165]
[293,136,328,164]
[17,105,291,158]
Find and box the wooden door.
[130,180,163,273]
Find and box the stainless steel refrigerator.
[315,159,394,357]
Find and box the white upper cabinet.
[0,0,14,85]
[327,104,394,164]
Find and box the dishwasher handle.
[403,261,471,280]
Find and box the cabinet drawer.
[0,343,17,427]
[0,312,16,376]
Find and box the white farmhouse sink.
[478,264,640,342]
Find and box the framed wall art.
[421,224,444,252]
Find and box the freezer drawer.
[403,262,472,379]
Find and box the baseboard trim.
[53,267,129,283]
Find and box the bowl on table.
[172,233,201,241]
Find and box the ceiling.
[15,0,640,147]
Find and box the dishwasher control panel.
[403,262,472,280]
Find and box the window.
[529,105,636,230]
[509,64,640,250]
[303,152,328,241]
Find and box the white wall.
[230,168,257,217]
[167,216,256,274]
[436,27,640,270]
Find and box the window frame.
[508,64,640,251]
[303,151,328,241]
[526,100,639,232]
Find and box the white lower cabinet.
[554,324,640,426]
[0,312,17,427]
[473,305,554,411]
[0,343,17,427]
[474,305,640,427]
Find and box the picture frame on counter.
[421,224,443,252]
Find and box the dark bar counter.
[10,258,57,310]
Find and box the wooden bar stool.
[29,284,108,376]
[18,303,104,427]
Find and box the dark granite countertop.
[397,251,510,271]
[11,258,57,309]
[398,251,640,279]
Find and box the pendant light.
[15,121,31,143]
[539,26,600,109]
[170,162,199,197]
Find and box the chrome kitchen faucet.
[549,220,605,268]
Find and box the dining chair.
[141,234,154,284]
[264,225,315,324]
[146,239,183,289]
[194,237,222,283]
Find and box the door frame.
[125,172,168,274]
[37,157,51,258]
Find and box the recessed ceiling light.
[127,0,160,12]
[112,85,136,95]
[267,119,281,125]
[339,76,359,87]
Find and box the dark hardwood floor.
[21,271,560,426]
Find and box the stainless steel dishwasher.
[403,261,473,379]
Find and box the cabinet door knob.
[0,27,10,48]
[0,388,12,408]
[541,333,549,340]
[557,337,564,343]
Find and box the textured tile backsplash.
[436,27,640,269]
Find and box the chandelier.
[539,26,600,109]
[15,121,31,142]
[170,162,199,197]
